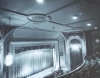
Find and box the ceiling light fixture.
[72,15,78,20]
[28,14,51,22]
[95,27,97,29]
[87,23,91,26]
[36,0,44,3]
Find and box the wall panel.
[86,30,100,55]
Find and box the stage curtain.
[9,48,53,78]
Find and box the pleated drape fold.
[9,48,53,78]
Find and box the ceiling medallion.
[28,14,51,22]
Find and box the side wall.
[86,30,100,55]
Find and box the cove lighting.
[72,16,78,20]
[36,0,44,3]
[87,23,91,26]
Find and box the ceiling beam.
[49,21,85,29]
[66,16,100,25]
[0,7,28,16]
[46,0,80,15]
[49,21,71,28]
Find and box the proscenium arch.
[3,27,62,78]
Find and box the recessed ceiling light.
[95,27,97,29]
[36,0,44,3]
[72,16,78,20]
[87,23,91,26]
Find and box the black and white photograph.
[0,0,100,78]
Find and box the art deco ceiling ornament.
[28,14,51,22]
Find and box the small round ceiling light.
[87,23,91,26]
[36,0,44,3]
[28,14,51,22]
[95,27,97,29]
[72,15,78,20]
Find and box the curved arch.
[69,39,83,69]
[66,36,86,70]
